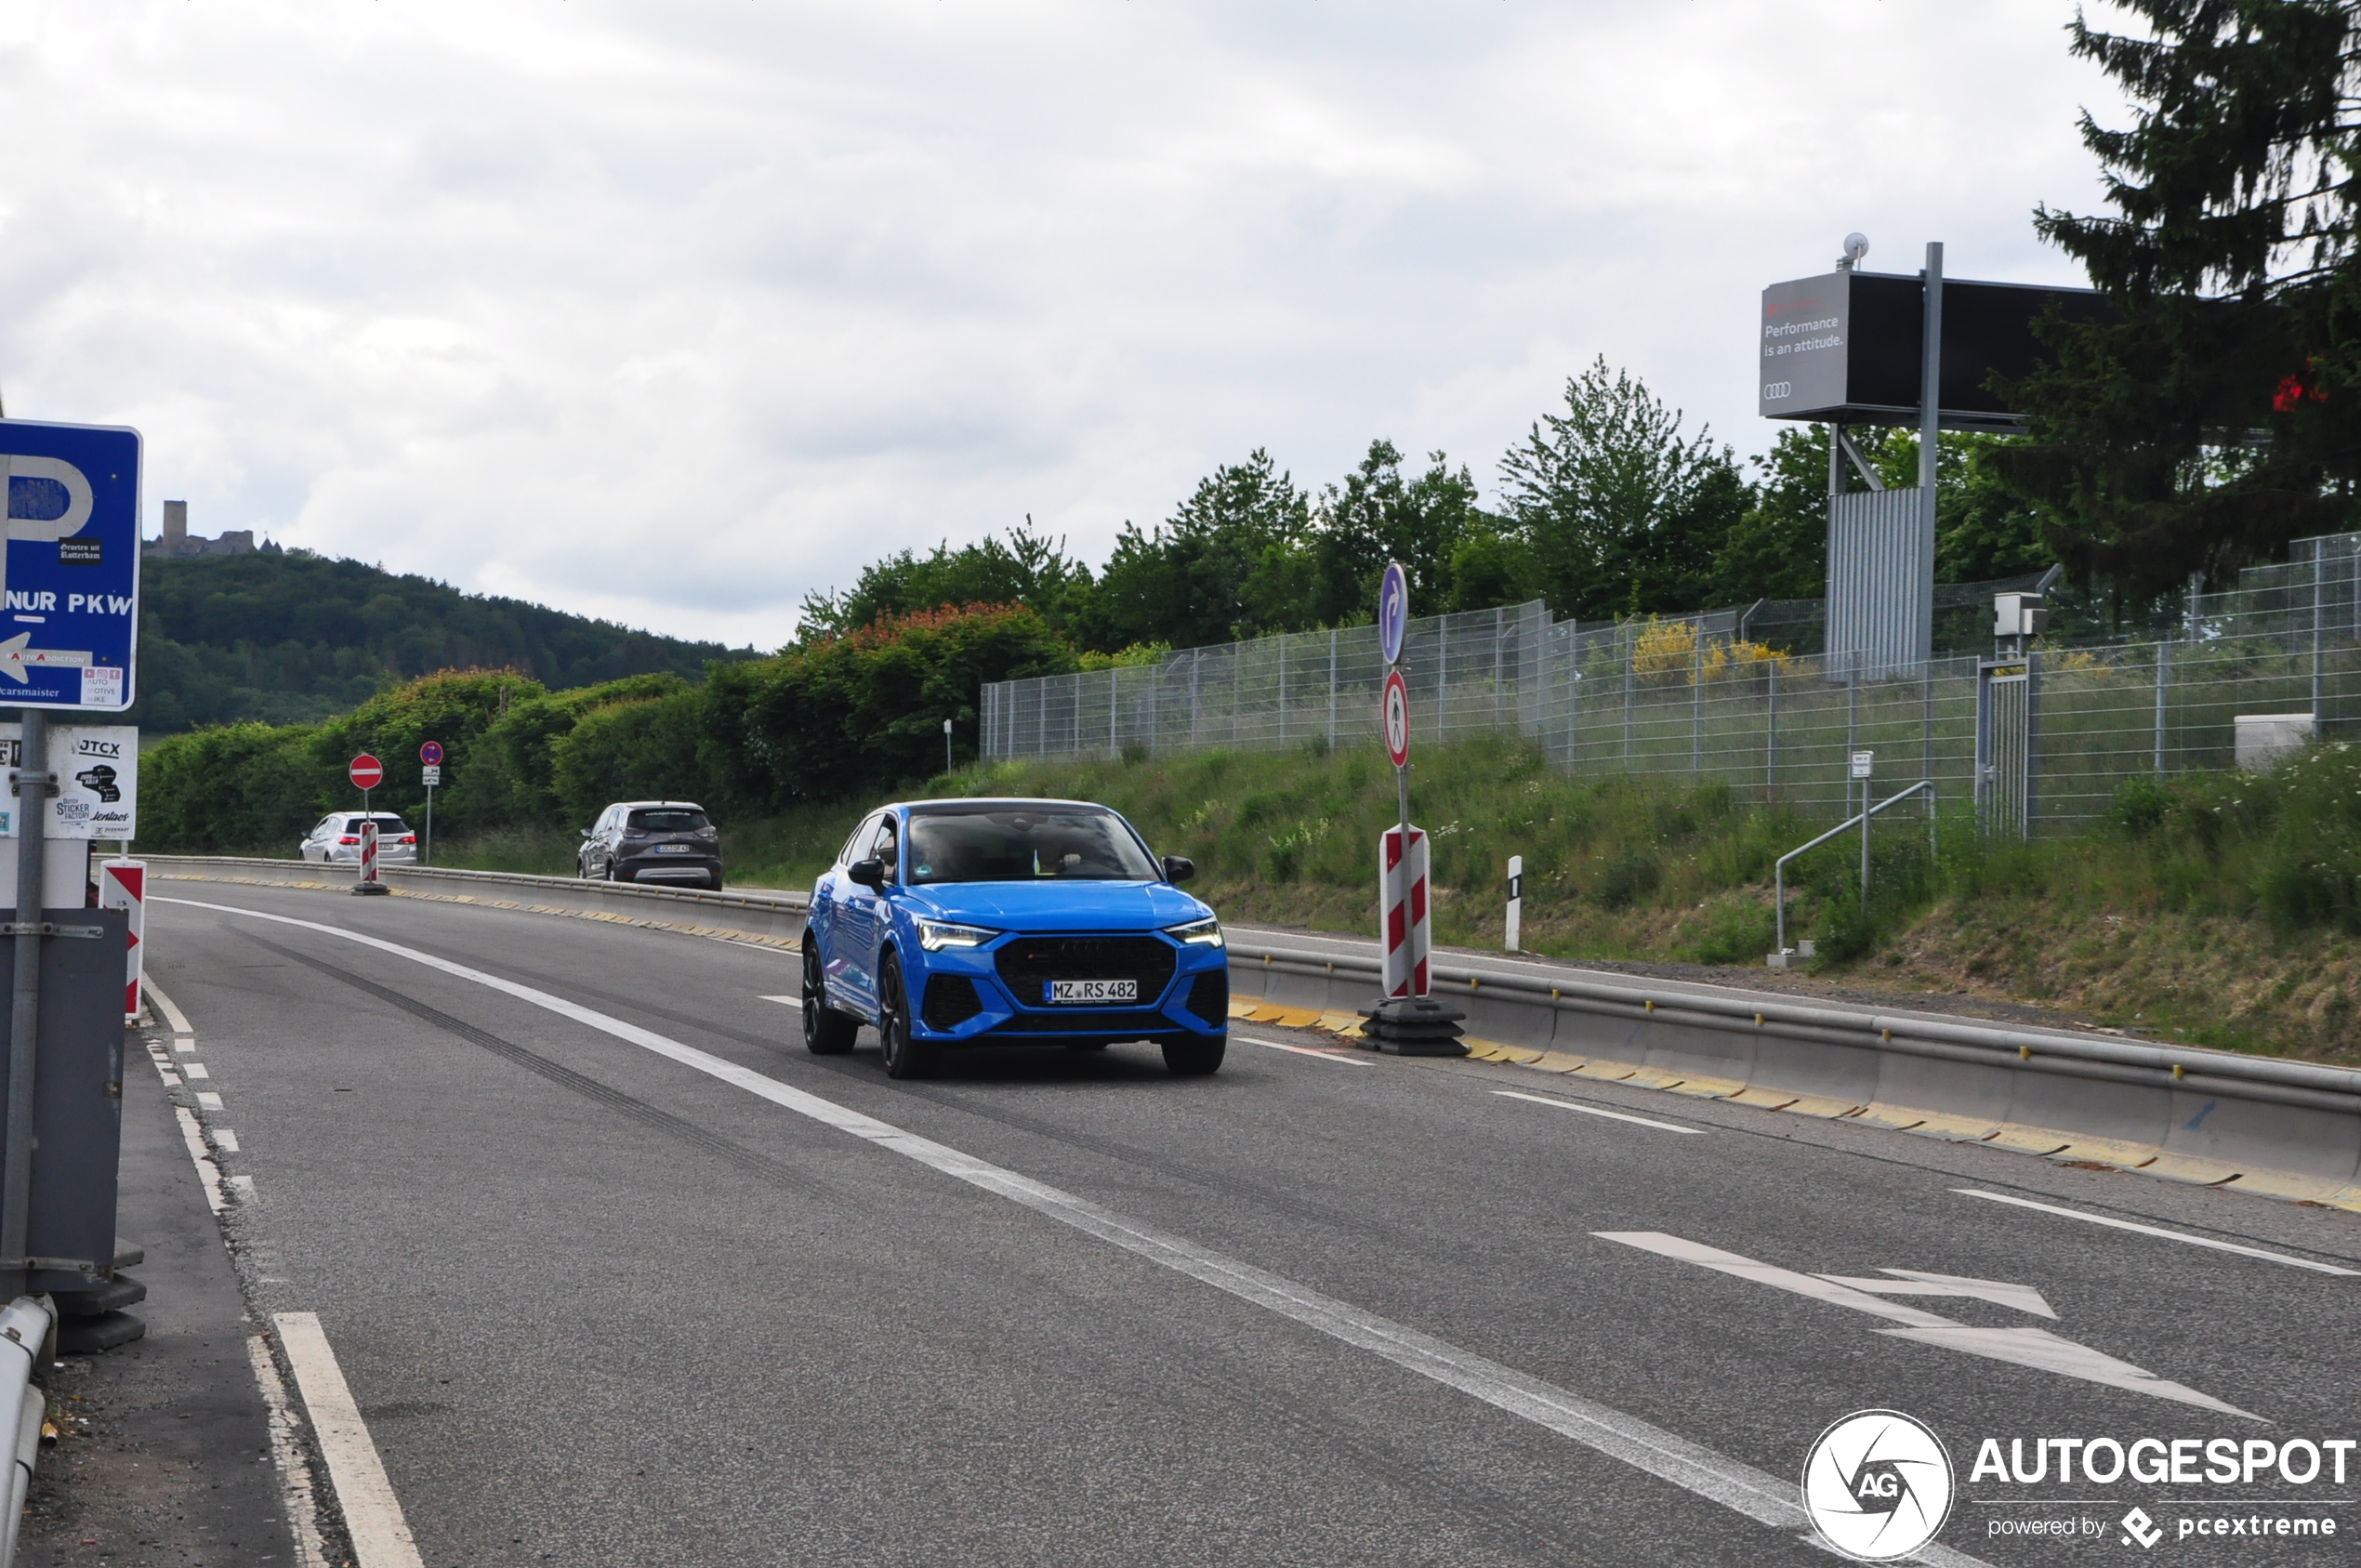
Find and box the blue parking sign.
[0,419,140,712]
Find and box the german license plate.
[653,844,692,853]
[1047,979,1136,1004]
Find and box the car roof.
[886,797,1110,814]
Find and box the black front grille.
[997,1009,1175,1035]
[922,974,983,1030]
[995,936,1176,1007]
[1186,971,1228,1027]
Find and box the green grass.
[382,732,2361,1062]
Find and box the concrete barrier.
[148,857,2361,1208]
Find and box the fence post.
[1692,629,1703,777]
[1233,644,1242,746]
[1278,634,1287,744]
[1039,678,1049,758]
[1921,659,1933,785]
[1495,606,1505,731]
[2313,536,2326,721]
[1149,665,1159,758]
[1765,656,1777,795]
[2025,649,2043,832]
[1438,618,1448,744]
[1111,667,1119,758]
[2155,640,2169,775]
[1621,620,1633,766]
[1327,628,1339,748]
[1189,653,1200,750]
[1568,627,1580,771]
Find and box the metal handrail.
[1774,781,1935,955]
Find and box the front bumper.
[618,850,721,882]
[909,932,1228,1048]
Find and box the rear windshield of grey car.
[905,805,1157,884]
[628,809,709,833]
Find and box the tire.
[877,951,938,1080]
[1162,1035,1225,1076]
[802,943,858,1055]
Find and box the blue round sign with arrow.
[1378,561,1409,667]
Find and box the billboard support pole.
[1917,243,1944,666]
[2,711,47,1297]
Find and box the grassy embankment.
[428,732,2361,1063]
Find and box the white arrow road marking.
[158,895,1998,1567]
[1596,1232,2255,1419]
[1810,1270,2057,1320]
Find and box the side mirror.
[580,828,593,838]
[1162,855,1195,884]
[849,858,889,890]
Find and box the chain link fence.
[983,533,2361,835]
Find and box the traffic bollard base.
[349,882,391,896]
[1357,995,1470,1056]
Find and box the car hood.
[897,880,1211,931]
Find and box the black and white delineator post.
[1358,563,1465,1055]
[1505,854,1523,953]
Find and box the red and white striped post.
[349,754,390,896]
[99,858,144,1021]
[1380,824,1430,998]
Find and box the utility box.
[0,909,131,1294]
[2236,713,2316,772]
[1993,592,2048,639]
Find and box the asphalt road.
[136,880,2361,1566]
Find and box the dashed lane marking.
[174,1106,228,1214]
[196,1091,223,1111]
[155,893,1996,1567]
[1494,1089,1708,1135]
[1953,1188,2361,1277]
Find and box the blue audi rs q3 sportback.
[800,798,1229,1079]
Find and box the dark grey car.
[578,800,723,889]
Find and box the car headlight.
[1165,916,1224,949]
[917,919,999,953]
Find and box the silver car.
[298,812,418,865]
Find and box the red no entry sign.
[349,754,384,790]
[1381,670,1410,769]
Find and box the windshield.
[629,809,709,833]
[906,805,1159,884]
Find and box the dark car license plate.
[653,844,693,853]
[1047,979,1137,1004]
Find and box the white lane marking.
[1953,1188,2361,1277]
[1493,1089,1708,1134]
[273,1312,426,1568]
[1809,1270,2056,1319]
[196,1091,224,1111]
[230,1174,257,1201]
[146,980,195,1037]
[245,1336,331,1568]
[1234,1033,1375,1066]
[184,1062,211,1080]
[158,1070,181,1087]
[174,1040,195,1054]
[214,1128,241,1153]
[1597,1232,2253,1417]
[174,1106,228,1214]
[161,895,1994,1564]
[758,994,801,1008]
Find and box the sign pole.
[1360,564,1463,1056]
[3,710,47,1296]
[423,781,433,867]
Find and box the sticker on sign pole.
[350,753,383,790]
[1378,562,1409,667]
[1382,669,1410,769]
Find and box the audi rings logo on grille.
[1763,380,1794,400]
[1801,1410,1954,1561]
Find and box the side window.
[840,813,880,868]
[870,817,900,871]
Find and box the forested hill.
[129,549,760,732]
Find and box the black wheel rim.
[880,962,905,1068]
[801,948,824,1048]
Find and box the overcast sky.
[0,2,2133,650]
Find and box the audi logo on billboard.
[1764,381,1794,401]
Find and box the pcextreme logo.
[1801,1409,1956,1561]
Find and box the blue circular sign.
[1378,562,1409,666]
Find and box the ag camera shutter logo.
[1801,1409,1955,1561]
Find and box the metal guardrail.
[1774,780,1935,954]
[0,1293,52,1568]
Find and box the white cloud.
[0,0,2132,650]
